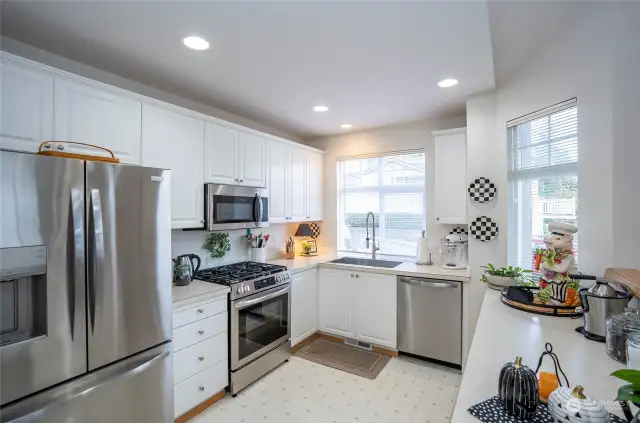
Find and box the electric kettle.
[577,278,632,341]
[172,254,201,286]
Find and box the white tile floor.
[192,355,461,423]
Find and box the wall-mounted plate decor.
[468,177,496,203]
[470,216,498,242]
[309,223,320,239]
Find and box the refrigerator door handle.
[89,188,105,333]
[69,188,85,340]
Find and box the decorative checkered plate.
[468,396,625,423]
[468,177,497,203]
[470,216,498,242]
[309,222,320,239]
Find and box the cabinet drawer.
[173,299,227,329]
[174,331,228,385]
[173,313,227,352]
[174,360,228,418]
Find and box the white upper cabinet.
[0,59,53,153]
[204,124,265,188]
[204,122,238,185]
[289,147,307,221]
[54,78,142,164]
[267,140,289,223]
[433,128,467,225]
[306,151,323,221]
[238,131,266,188]
[141,104,205,229]
[267,140,322,223]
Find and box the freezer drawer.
[397,276,462,365]
[0,342,173,423]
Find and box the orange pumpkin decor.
[534,343,569,404]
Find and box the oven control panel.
[254,276,276,290]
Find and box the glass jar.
[627,332,640,369]
[607,307,640,363]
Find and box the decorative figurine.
[498,356,539,420]
[534,222,580,306]
[548,386,611,423]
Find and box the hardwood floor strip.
[175,390,225,423]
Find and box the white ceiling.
[0,1,585,138]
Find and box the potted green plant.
[480,263,534,290]
[612,369,640,422]
[203,232,231,258]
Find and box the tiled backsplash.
[171,223,297,268]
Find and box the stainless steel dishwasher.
[397,276,462,366]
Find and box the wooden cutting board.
[605,267,640,298]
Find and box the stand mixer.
[442,232,468,270]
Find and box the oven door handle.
[234,286,289,309]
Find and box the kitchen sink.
[328,257,402,269]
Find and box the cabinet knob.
[240,179,244,183]
[198,356,204,361]
[356,274,360,278]
[57,145,65,151]
[436,217,440,221]
[350,274,354,278]
[197,308,204,314]
[43,143,52,149]
[199,386,205,391]
[198,330,204,335]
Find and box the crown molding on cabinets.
[432,127,467,136]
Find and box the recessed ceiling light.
[183,36,210,51]
[313,105,329,112]
[340,124,353,129]
[438,78,458,88]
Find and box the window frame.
[336,150,426,258]
[507,100,578,272]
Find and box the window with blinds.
[507,100,578,274]
[337,151,425,257]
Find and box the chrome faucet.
[365,211,380,260]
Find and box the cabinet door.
[306,151,323,221]
[0,59,54,152]
[141,104,205,229]
[204,122,238,184]
[238,131,266,188]
[291,269,318,346]
[267,140,289,223]
[434,133,467,224]
[289,147,307,222]
[318,268,355,339]
[54,78,142,164]
[355,272,397,348]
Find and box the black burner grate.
[193,261,287,285]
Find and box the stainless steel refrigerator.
[0,150,173,422]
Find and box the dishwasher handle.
[398,276,459,289]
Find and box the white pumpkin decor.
[548,386,611,423]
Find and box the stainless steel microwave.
[204,184,269,231]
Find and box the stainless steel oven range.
[194,262,291,396]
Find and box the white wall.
[463,2,640,357]
[171,223,298,269]
[306,115,467,257]
[0,36,301,142]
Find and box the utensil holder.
[251,248,266,263]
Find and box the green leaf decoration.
[612,369,640,385]
[203,232,231,258]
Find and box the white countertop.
[172,280,230,312]
[451,289,625,422]
[267,252,471,281]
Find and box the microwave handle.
[254,193,263,227]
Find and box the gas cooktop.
[193,261,287,286]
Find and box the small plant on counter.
[480,263,534,286]
[203,232,231,258]
[611,369,640,422]
[301,240,313,256]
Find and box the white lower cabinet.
[172,295,229,419]
[291,269,318,346]
[318,268,356,339]
[318,268,397,349]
